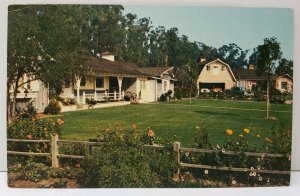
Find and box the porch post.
[75,76,81,104]
[82,91,86,104]
[94,90,97,101]
[117,77,123,100]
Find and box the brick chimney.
[99,51,115,61]
[199,57,207,64]
[248,64,255,70]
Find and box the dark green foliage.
[85,98,97,106]
[275,58,293,77]
[57,97,77,106]
[159,90,173,102]
[44,99,62,114]
[81,128,177,188]
[19,161,49,182]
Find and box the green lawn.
[58,99,292,150]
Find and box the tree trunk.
[266,74,270,118]
[189,88,192,104]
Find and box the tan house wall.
[275,76,293,93]
[197,61,235,91]
[236,80,257,91]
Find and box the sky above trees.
[123,6,293,60]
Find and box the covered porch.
[74,75,139,104]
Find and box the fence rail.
[7,137,290,176]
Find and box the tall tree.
[178,60,199,104]
[217,43,248,69]
[256,37,282,118]
[7,5,94,118]
[275,58,293,77]
[122,14,152,66]
[89,5,126,59]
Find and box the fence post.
[173,142,181,181]
[51,134,59,168]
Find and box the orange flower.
[148,130,155,137]
[27,134,32,139]
[243,128,250,134]
[132,124,137,129]
[226,129,233,136]
[57,119,64,125]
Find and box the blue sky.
[123,6,293,60]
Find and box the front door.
[140,80,147,100]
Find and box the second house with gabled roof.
[196,58,268,94]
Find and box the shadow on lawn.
[193,110,239,116]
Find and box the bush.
[19,160,49,182]
[7,117,63,155]
[85,98,97,106]
[159,90,173,102]
[44,99,62,114]
[80,126,177,187]
[19,102,37,119]
[57,97,77,106]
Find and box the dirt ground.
[8,172,80,188]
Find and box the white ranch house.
[60,52,175,104]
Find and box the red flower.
[57,119,64,125]
[75,163,81,168]
[27,134,32,139]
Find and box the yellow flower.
[239,134,244,138]
[226,129,233,136]
[256,134,261,138]
[265,137,272,143]
[243,128,250,134]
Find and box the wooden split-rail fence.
[7,136,290,175]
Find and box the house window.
[206,65,210,71]
[80,76,86,86]
[96,77,104,88]
[163,80,168,92]
[281,82,288,90]
[221,65,225,71]
[213,66,219,75]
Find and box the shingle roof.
[137,67,174,77]
[232,68,267,80]
[84,56,174,78]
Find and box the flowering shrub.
[7,117,63,154]
[182,125,291,186]
[80,125,177,187]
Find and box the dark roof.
[275,74,293,81]
[232,68,267,80]
[85,56,147,77]
[84,56,174,78]
[137,67,173,77]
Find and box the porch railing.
[76,90,125,104]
